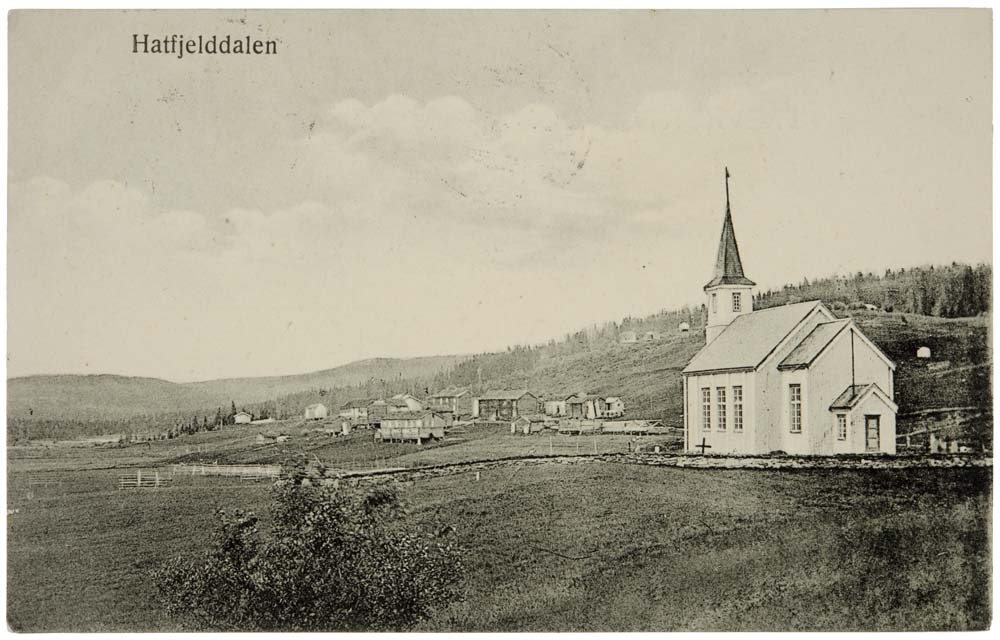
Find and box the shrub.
[153,478,463,631]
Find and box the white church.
[682,173,897,455]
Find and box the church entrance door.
[865,415,880,452]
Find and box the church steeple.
[705,168,755,290]
[704,168,755,344]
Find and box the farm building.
[682,176,896,455]
[917,346,931,359]
[565,393,603,420]
[476,390,539,421]
[619,331,638,344]
[602,397,626,418]
[304,403,329,420]
[429,386,473,416]
[377,410,448,444]
[679,321,691,333]
[233,411,252,424]
[509,414,547,435]
[642,331,661,341]
[544,399,567,416]
[338,399,370,420]
[388,393,424,413]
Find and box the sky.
[7,9,992,382]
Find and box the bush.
[153,478,463,631]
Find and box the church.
[681,173,897,455]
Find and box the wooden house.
[338,399,370,420]
[565,393,603,420]
[377,410,448,444]
[476,390,539,421]
[544,399,567,417]
[233,411,252,424]
[602,397,626,418]
[429,386,473,416]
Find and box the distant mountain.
[7,374,217,421]
[183,355,470,406]
[7,355,468,422]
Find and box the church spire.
[704,167,755,290]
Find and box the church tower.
[704,168,755,344]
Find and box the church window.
[701,388,711,431]
[716,387,727,430]
[733,386,743,431]
[836,414,847,440]
[732,292,741,312]
[711,293,717,313]
[789,384,802,433]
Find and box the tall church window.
[789,384,802,433]
[711,293,717,313]
[732,292,741,312]
[836,414,847,440]
[716,387,727,430]
[701,388,711,431]
[733,386,743,431]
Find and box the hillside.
[262,310,990,442]
[7,355,467,426]
[6,375,219,421]
[7,261,991,443]
[183,355,470,406]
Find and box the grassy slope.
[414,463,991,632]
[7,459,990,632]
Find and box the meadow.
[6,429,991,632]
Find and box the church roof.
[682,301,825,374]
[704,207,756,290]
[829,383,898,412]
[777,319,852,370]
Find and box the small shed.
[619,331,638,344]
[234,411,252,424]
[917,346,931,359]
[678,321,690,333]
[642,331,661,341]
[305,403,329,420]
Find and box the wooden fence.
[117,469,174,490]
[170,464,281,481]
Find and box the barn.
[233,411,252,424]
[476,390,539,421]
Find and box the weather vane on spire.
[725,166,731,211]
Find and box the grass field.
[7,445,991,632]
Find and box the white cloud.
[9,82,992,381]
